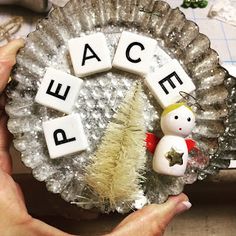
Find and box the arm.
[145,132,161,154]
[185,139,197,152]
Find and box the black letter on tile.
[46,80,71,100]
[82,43,101,66]
[126,42,145,63]
[159,72,183,95]
[53,129,76,146]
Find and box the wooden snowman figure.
[153,103,196,176]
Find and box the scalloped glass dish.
[6,0,236,213]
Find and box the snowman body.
[153,135,188,176]
[152,103,195,177]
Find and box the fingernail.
[175,201,192,214]
[0,39,25,57]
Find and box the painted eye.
[174,116,178,120]
[187,117,191,122]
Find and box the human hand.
[0,40,191,236]
[108,193,191,236]
[0,39,72,236]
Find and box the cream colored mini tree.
[85,82,146,208]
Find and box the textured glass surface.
[6,0,235,213]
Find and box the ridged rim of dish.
[7,0,235,211]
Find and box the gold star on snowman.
[165,148,184,167]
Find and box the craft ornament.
[7,0,230,213]
[152,103,196,176]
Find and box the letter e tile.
[35,68,83,114]
[145,59,196,108]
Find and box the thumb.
[0,39,25,92]
[153,193,191,232]
[111,193,191,236]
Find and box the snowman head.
[161,103,195,137]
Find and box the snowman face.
[161,105,195,137]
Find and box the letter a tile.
[68,33,112,77]
[145,59,196,108]
[43,114,88,159]
[35,68,83,114]
[113,31,157,76]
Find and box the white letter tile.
[43,114,88,159]
[112,31,157,76]
[145,59,196,108]
[35,68,83,114]
[68,33,112,77]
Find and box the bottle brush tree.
[85,82,147,209]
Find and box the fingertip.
[0,38,25,58]
[11,38,25,48]
[175,200,192,215]
[182,201,192,209]
[166,193,191,215]
[0,39,25,92]
[157,193,190,222]
[3,38,25,49]
[166,193,189,206]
